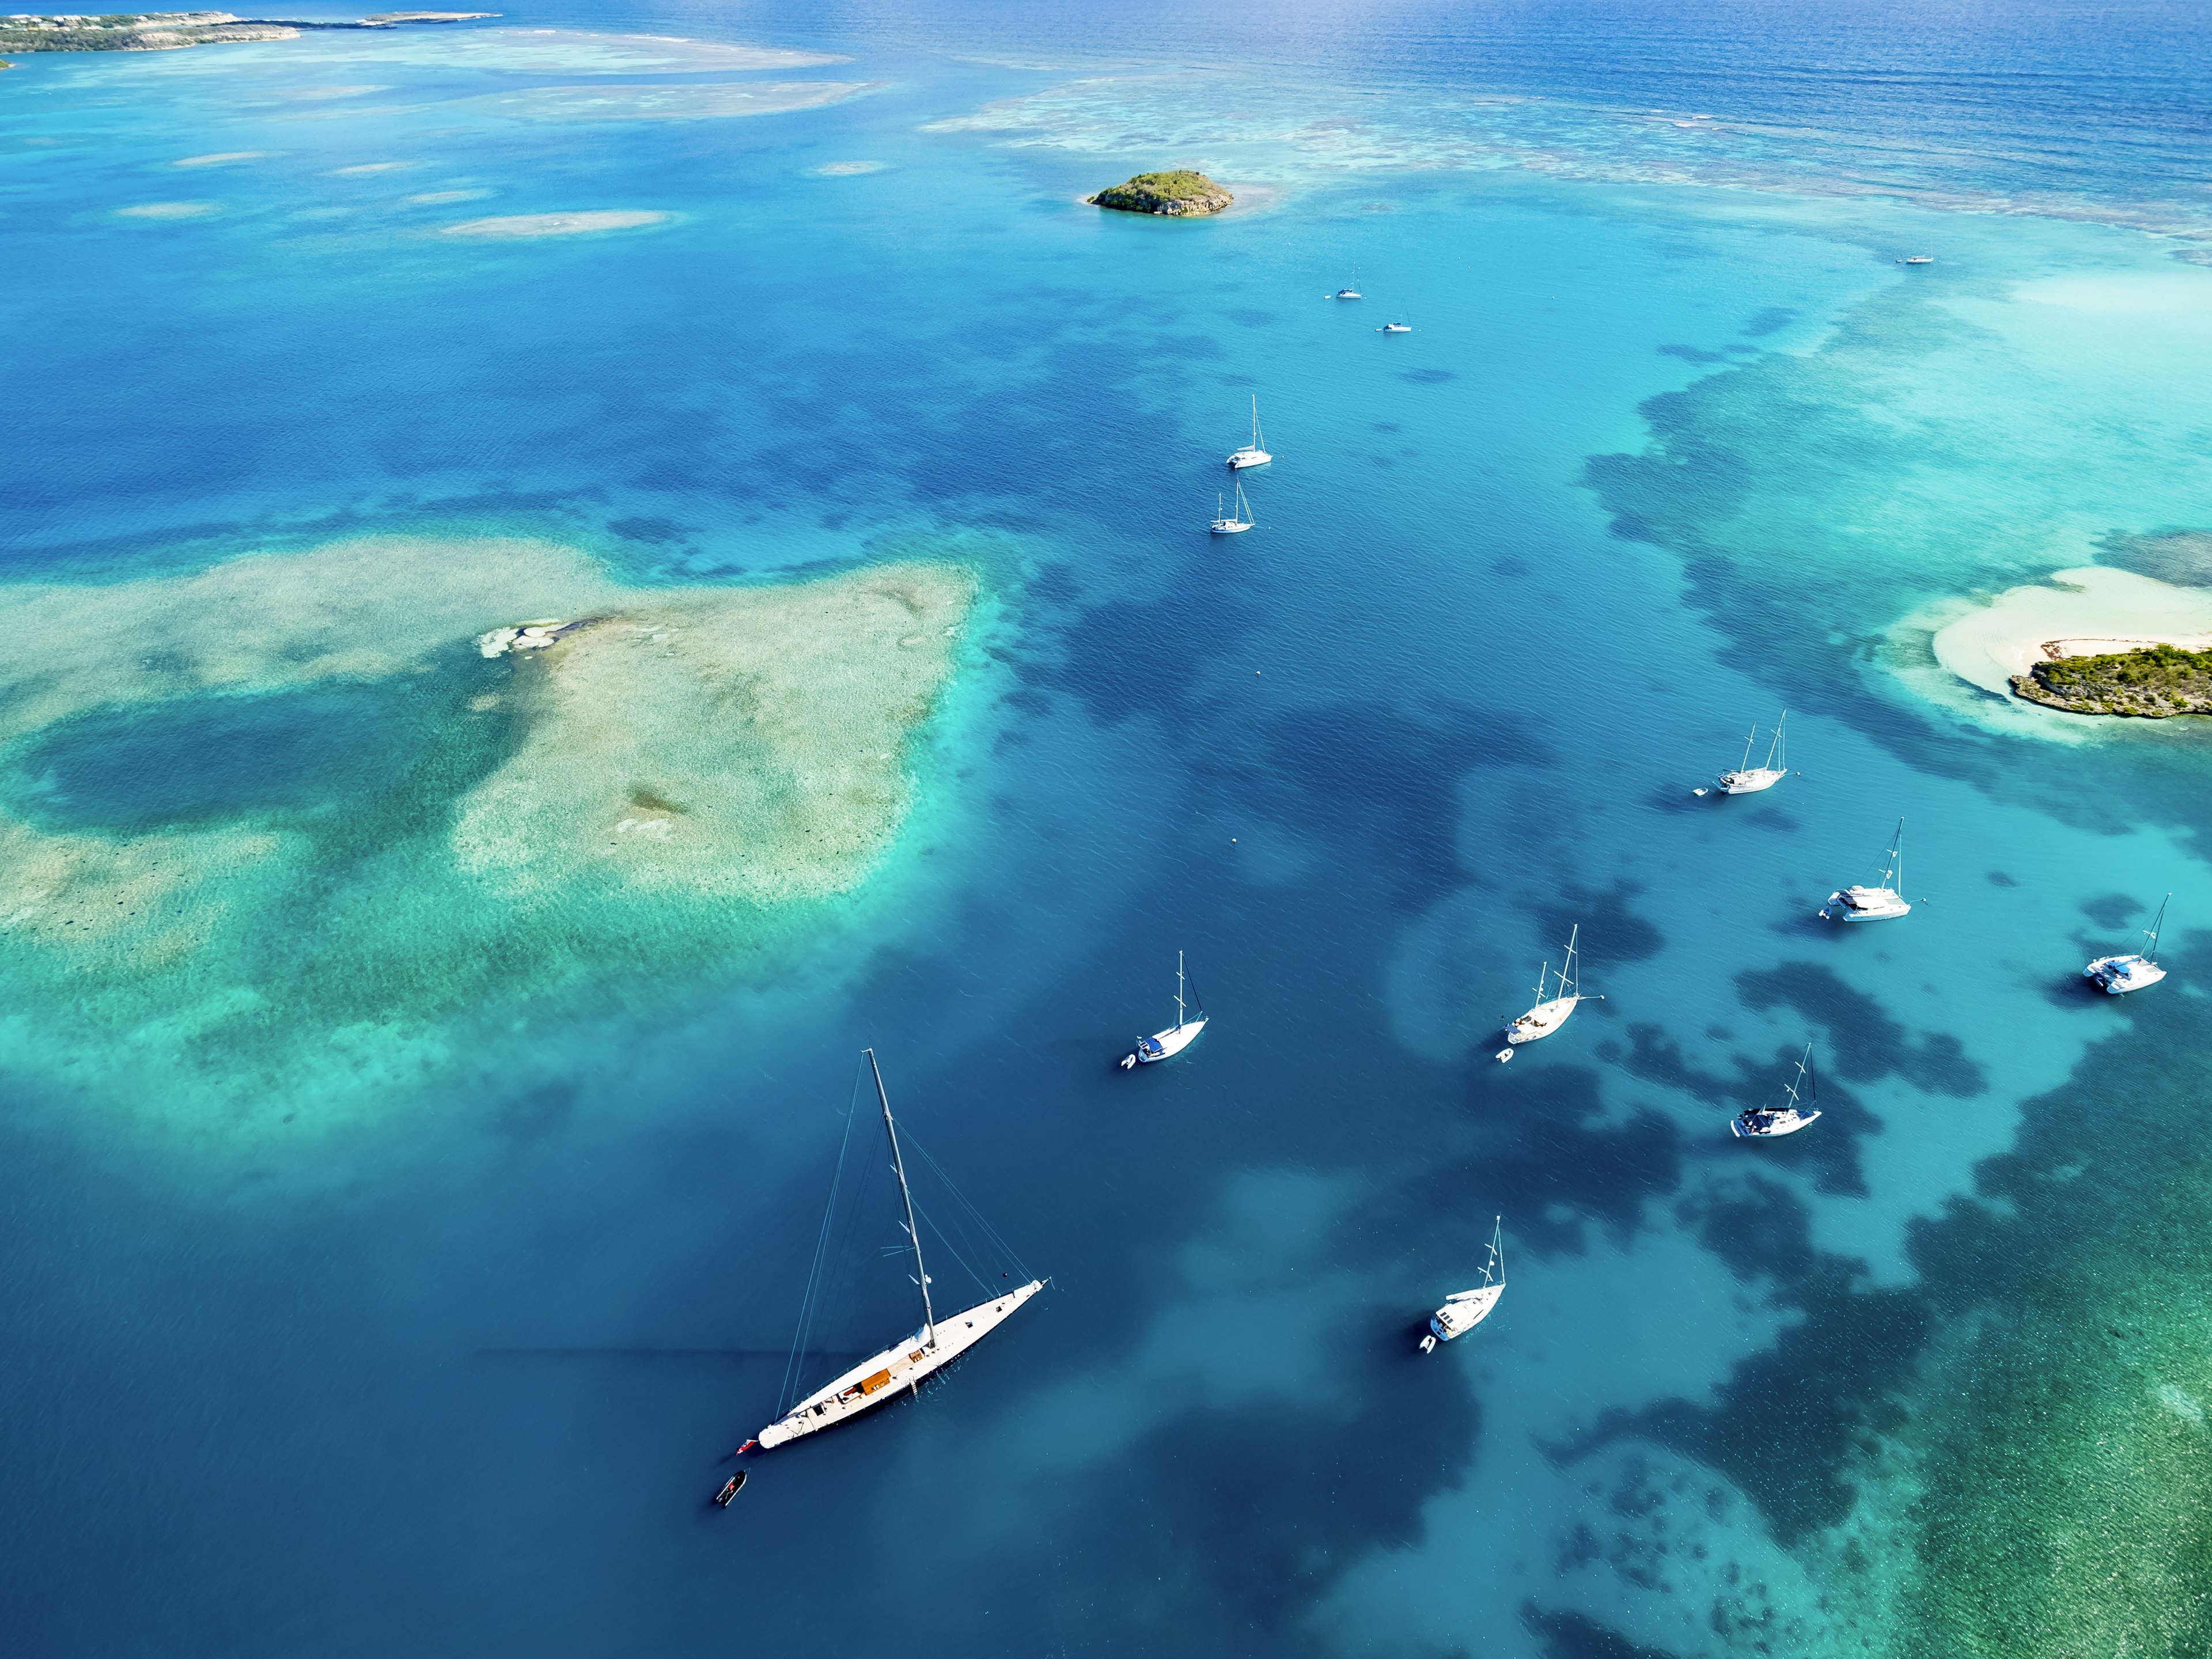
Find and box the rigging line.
[903,1131,1032,1283]
[913,1197,990,1297]
[781,1061,866,1416]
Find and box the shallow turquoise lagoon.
[4,3,2212,1656]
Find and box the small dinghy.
[1821,818,1911,922]
[1505,924,1597,1045]
[1716,710,1788,794]
[1122,951,1207,1068]
[1420,1218,1505,1353]
[1732,1043,1821,1138]
[2085,892,2170,994]
[714,1469,747,1506]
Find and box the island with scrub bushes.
[1089,171,1233,217]
[0,10,491,52]
[2012,642,2212,717]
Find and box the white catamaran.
[1124,950,1207,1068]
[2085,893,2171,994]
[1732,1043,1821,1139]
[1227,396,1271,469]
[743,1051,1043,1454]
[1821,819,1911,922]
[1715,710,1789,795]
[1419,1217,1506,1353]
[1505,925,1597,1046]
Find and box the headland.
[0,10,493,53]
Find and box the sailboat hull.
[1717,768,1785,794]
[1823,887,1910,922]
[1733,1108,1820,1138]
[1429,1282,1504,1340]
[756,1281,1045,1450]
[1505,996,1578,1044]
[1227,449,1271,469]
[2085,956,2165,993]
[1137,1016,1207,1062]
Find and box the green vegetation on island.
[0,10,493,52]
[2011,642,2212,717]
[1089,170,1234,217]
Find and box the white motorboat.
[1822,819,1911,922]
[1505,924,1597,1045]
[1717,710,1788,794]
[743,1051,1044,1453]
[1419,1217,1505,1353]
[1732,1043,1821,1138]
[1900,255,1934,265]
[2085,893,2170,994]
[1124,950,1207,1067]
[1210,481,1254,536]
[1226,395,1271,469]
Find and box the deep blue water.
[5,3,2212,1656]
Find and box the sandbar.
[1929,567,2212,696]
[116,200,221,218]
[0,536,975,1137]
[440,210,671,238]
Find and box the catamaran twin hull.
[756,1281,1044,1450]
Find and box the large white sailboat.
[1716,711,1789,795]
[2085,893,2171,994]
[1226,396,1271,469]
[743,1051,1043,1455]
[1821,819,1911,922]
[1505,924,1595,1046]
[1419,1217,1505,1353]
[1732,1043,1821,1138]
[1124,950,1207,1067]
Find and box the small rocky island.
[1089,171,1233,217]
[2013,643,2212,717]
[0,10,492,52]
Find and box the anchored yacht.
[741,1051,1043,1455]
[1227,396,1271,469]
[1419,1218,1506,1353]
[1334,268,1363,300]
[1210,481,1254,535]
[1732,1044,1821,1139]
[2085,893,2171,994]
[1124,950,1207,1067]
[1716,711,1789,794]
[1505,925,1597,1044]
[1822,819,1911,922]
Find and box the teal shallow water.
[4,4,2212,1656]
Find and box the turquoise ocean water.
[5,2,2212,1654]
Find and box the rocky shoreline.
[2012,642,2212,717]
[0,10,493,52]
[1089,170,1233,217]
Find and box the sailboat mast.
[1766,710,1786,770]
[2147,893,2171,959]
[1739,725,1756,771]
[1560,925,1579,999]
[1176,949,1186,1030]
[1889,817,1905,893]
[866,1048,935,1348]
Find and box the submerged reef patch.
[0,536,973,1135]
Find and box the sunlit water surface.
[4,2,2212,1656]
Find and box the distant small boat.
[1505,925,1596,1045]
[1123,950,1207,1067]
[1210,481,1254,536]
[1821,819,1911,922]
[1227,395,1271,469]
[1419,1217,1505,1353]
[1732,1043,1821,1138]
[1899,255,1934,266]
[1717,710,1788,794]
[714,1470,747,1506]
[1334,268,1362,300]
[2085,893,2170,994]
[1376,320,1412,334]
